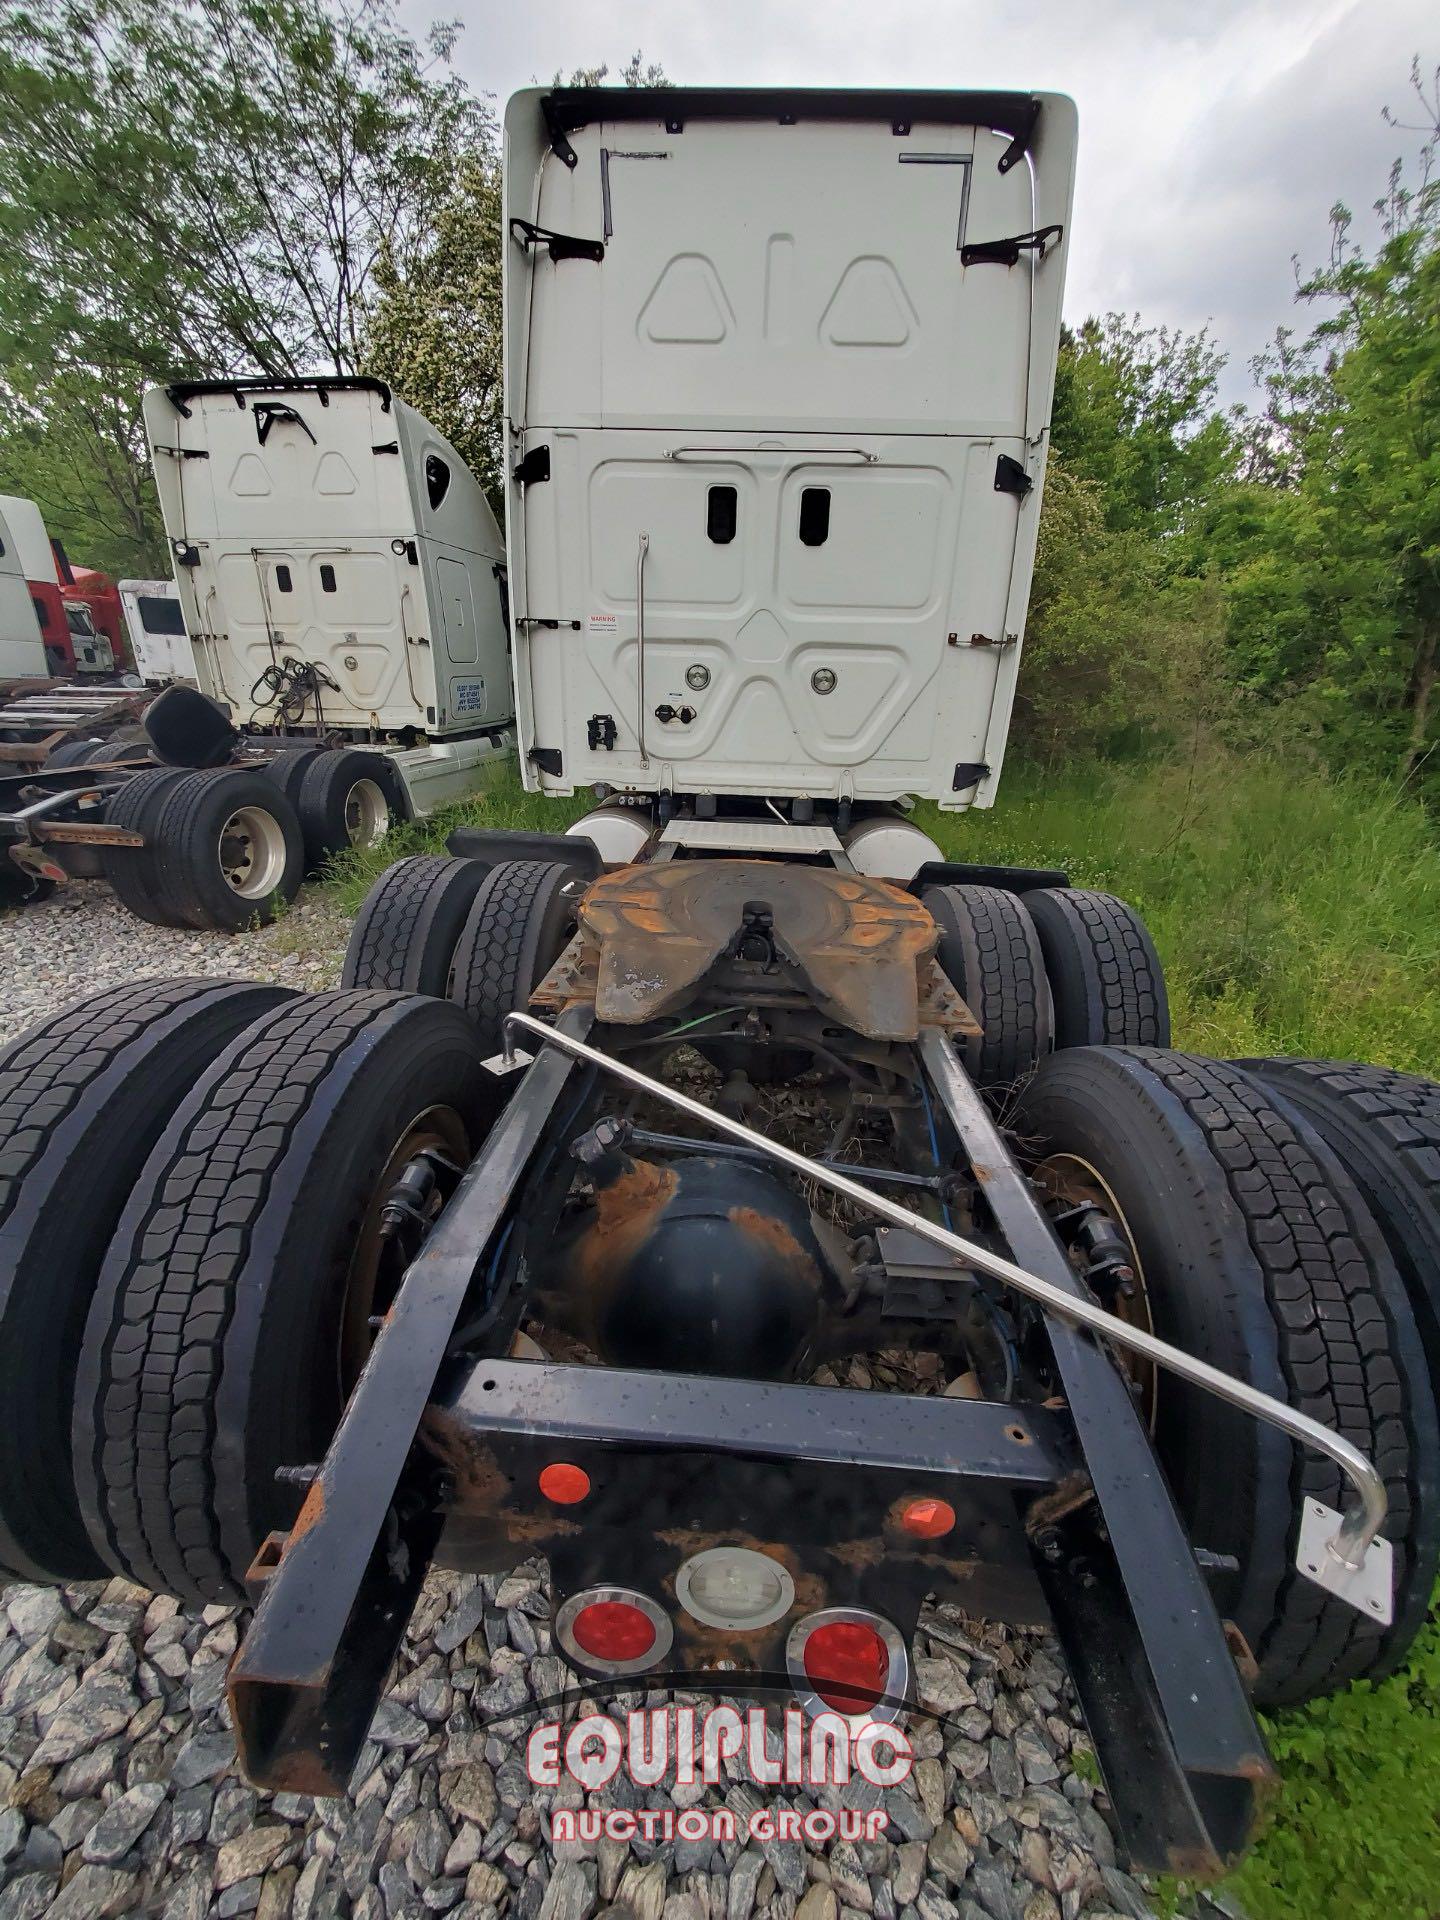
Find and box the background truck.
[118,577,194,684]
[57,560,126,672]
[144,376,512,756]
[0,493,72,674]
[0,385,516,923]
[0,499,48,679]
[2,86,1437,1892]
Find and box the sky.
[406,0,1434,411]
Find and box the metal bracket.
[483,1046,533,1078]
[952,762,991,792]
[508,217,605,264]
[512,445,551,487]
[962,223,1064,267]
[1297,1499,1394,1625]
[994,454,1033,498]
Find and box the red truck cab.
[0,496,127,676]
[58,559,127,672]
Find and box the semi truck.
[0,388,515,922]
[0,499,48,679]
[2,87,1438,1888]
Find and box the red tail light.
[554,1587,673,1676]
[787,1608,908,1723]
[803,1621,890,1711]
[572,1600,655,1662]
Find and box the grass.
[929,752,1440,1920]
[332,748,1440,1920]
[918,747,1440,1073]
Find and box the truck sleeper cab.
[504,86,1075,813]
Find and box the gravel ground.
[0,880,1184,1920]
[0,881,347,1046]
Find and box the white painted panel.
[505,89,1078,805]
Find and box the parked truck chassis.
[217,833,1401,1878]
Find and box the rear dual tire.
[1015,1046,1440,1705]
[75,993,491,1605]
[1240,1059,1440,1397]
[345,854,580,1053]
[342,855,493,996]
[103,767,306,930]
[0,979,294,1581]
[924,883,1167,1086]
[294,750,409,873]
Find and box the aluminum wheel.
[344,777,390,848]
[217,805,291,899]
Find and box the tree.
[1221,60,1440,781]
[0,0,491,570]
[362,153,504,499]
[1050,314,1240,540]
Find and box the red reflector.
[539,1462,591,1505]
[900,1496,956,1539]
[802,1620,890,1712]
[571,1600,656,1663]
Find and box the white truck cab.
[119,579,195,685]
[0,501,47,679]
[504,86,1076,812]
[143,378,515,743]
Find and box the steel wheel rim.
[218,805,289,898]
[1036,1150,1158,1429]
[338,1105,469,1390]
[344,778,390,847]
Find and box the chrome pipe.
[635,532,650,769]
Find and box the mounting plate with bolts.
[1296,1498,1393,1623]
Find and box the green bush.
[919,747,1440,1072]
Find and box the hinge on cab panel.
[993,454,1033,498]
[513,446,551,487]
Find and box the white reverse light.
[675,1546,796,1631]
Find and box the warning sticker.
[587,612,618,638]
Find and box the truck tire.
[75,992,489,1605]
[0,978,292,1582]
[100,767,195,925]
[342,854,491,996]
[448,859,579,1054]
[296,750,410,869]
[45,738,104,768]
[1014,1047,1439,1706]
[1024,889,1169,1049]
[262,745,325,812]
[148,767,305,931]
[922,883,1053,1086]
[1238,1060,1440,1395]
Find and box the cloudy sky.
[416,0,1434,408]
